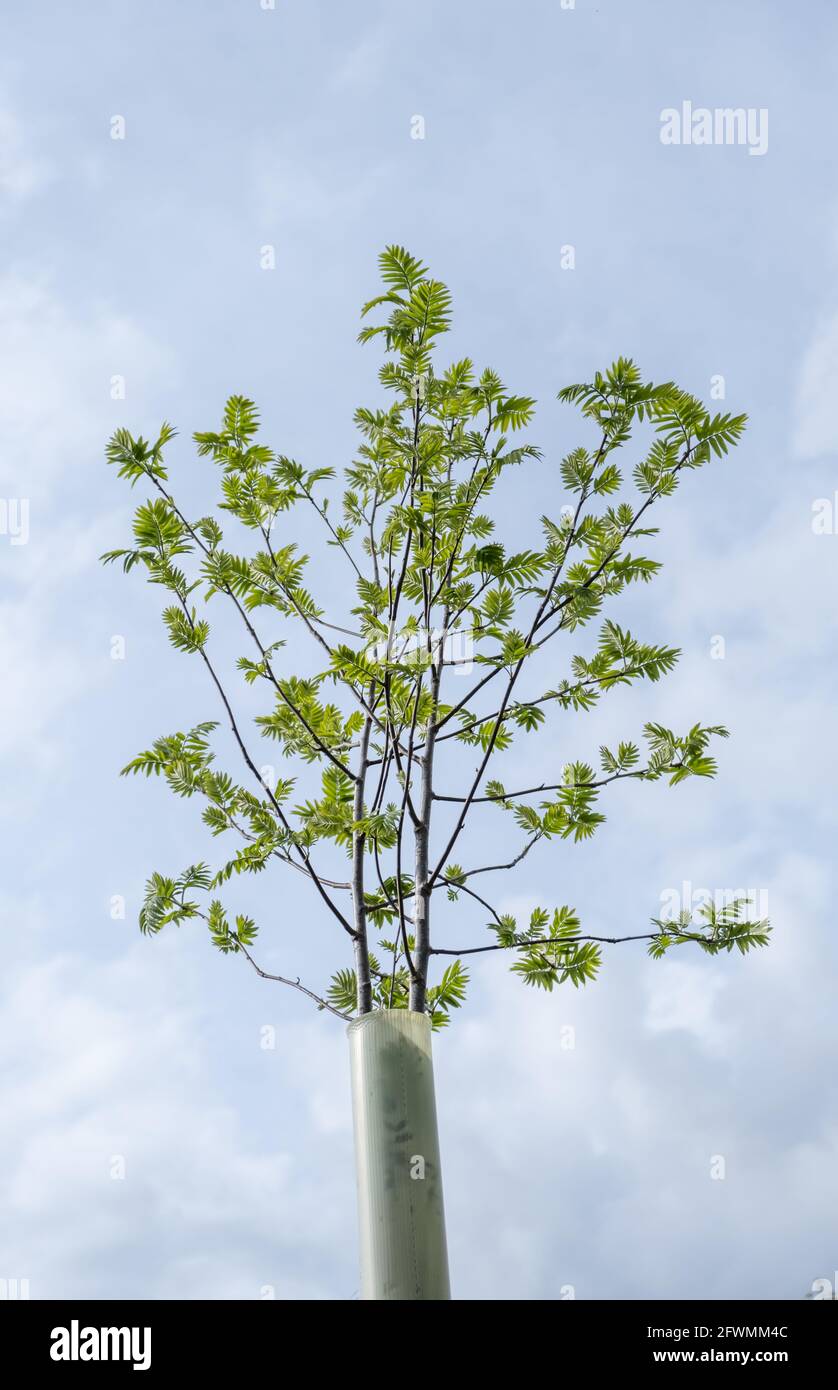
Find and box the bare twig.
[235,938,352,1021]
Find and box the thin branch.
[424,432,703,887]
[293,476,364,580]
[441,876,506,931]
[435,832,542,890]
[216,801,353,891]
[433,767,645,804]
[235,937,351,1021]
[260,525,399,754]
[170,589,356,940]
[533,438,704,637]
[367,492,381,589]
[430,929,714,958]
[150,476,356,780]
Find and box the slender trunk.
[410,827,430,1012]
[410,665,440,1012]
[353,711,373,1014]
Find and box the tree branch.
[429,929,714,958]
[235,937,352,1021]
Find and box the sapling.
[102,246,769,1298]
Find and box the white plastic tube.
[348,1009,450,1300]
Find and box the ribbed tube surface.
[348,1009,450,1300]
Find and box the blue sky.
[1,0,837,1300]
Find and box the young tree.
[102,246,769,1298]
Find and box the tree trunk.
[347,1009,450,1299]
[409,666,439,1012]
[352,711,373,1014]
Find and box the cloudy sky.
[2,0,837,1300]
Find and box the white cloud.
[793,311,838,461]
[330,26,391,91]
[645,960,730,1055]
[0,596,91,769]
[0,108,50,206]
[433,849,837,1299]
[251,150,390,232]
[0,941,356,1299]
[0,277,173,771]
[0,275,172,500]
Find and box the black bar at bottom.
[0,1297,832,1374]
